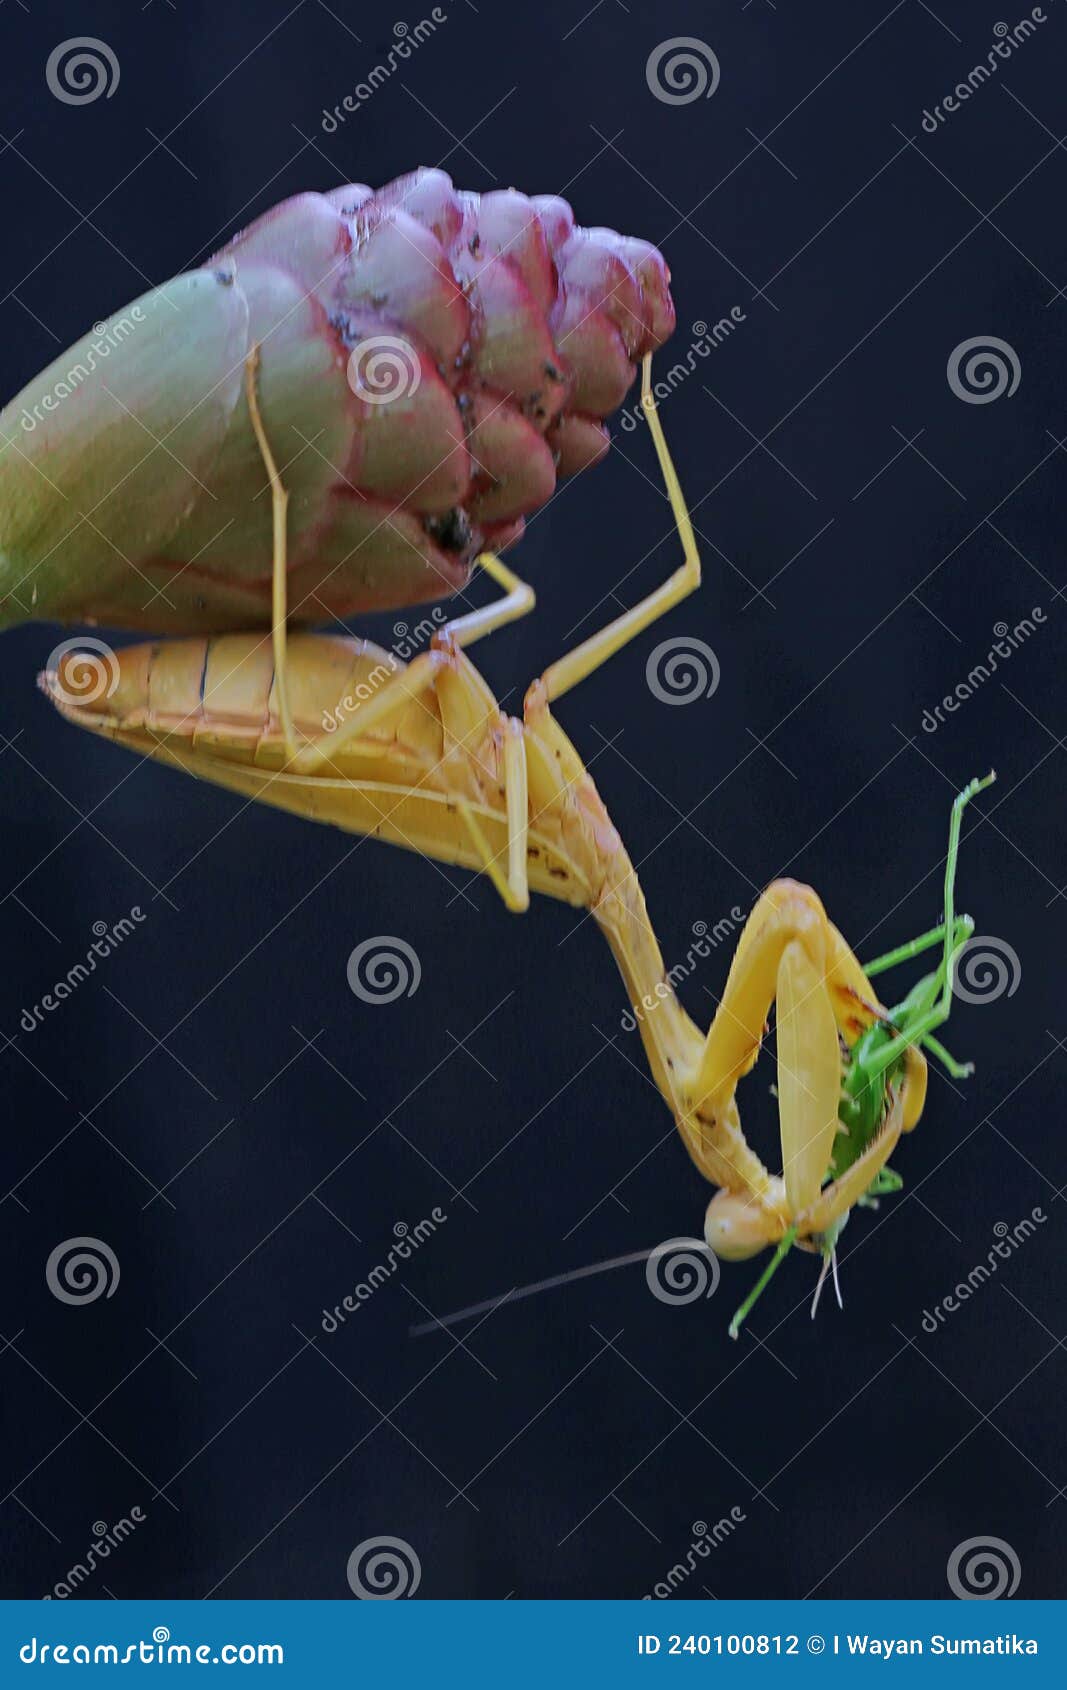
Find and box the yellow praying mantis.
[41,354,992,1334]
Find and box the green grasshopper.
[726,773,996,1338]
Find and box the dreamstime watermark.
[43,635,120,707]
[643,1510,747,1599]
[322,608,448,732]
[646,637,720,705]
[19,310,146,432]
[46,37,120,105]
[920,1209,1045,1333]
[46,1237,120,1305]
[619,313,747,432]
[347,334,422,405]
[947,1536,1022,1599]
[947,336,1021,403]
[19,1632,284,1666]
[920,611,1045,731]
[321,13,448,130]
[646,1238,720,1305]
[321,1211,447,1332]
[20,908,147,1033]
[346,936,422,1003]
[44,1510,146,1599]
[346,1536,421,1598]
[920,11,1052,132]
[621,910,745,1032]
[646,38,720,105]
[951,936,1021,1005]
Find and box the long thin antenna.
[409,1247,660,1337]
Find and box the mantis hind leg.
[457,721,530,914]
[244,345,536,764]
[445,551,536,650]
[541,354,701,703]
[245,346,297,761]
[288,551,537,774]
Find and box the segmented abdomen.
[55,632,446,764]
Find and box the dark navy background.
[0,0,1064,1599]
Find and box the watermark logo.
[321,610,447,733]
[646,636,720,705]
[347,334,422,405]
[920,1209,1045,1333]
[947,336,1021,404]
[46,1237,120,1305]
[646,1237,720,1305]
[45,637,120,708]
[643,1510,747,1599]
[619,313,747,431]
[921,11,1051,133]
[646,38,720,105]
[346,1536,421,1598]
[321,1209,447,1331]
[947,1535,1021,1599]
[347,936,422,1003]
[621,910,745,1033]
[19,1630,282,1665]
[44,1510,146,1600]
[19,310,147,433]
[920,611,1045,732]
[952,936,1021,1004]
[19,908,148,1034]
[46,37,120,105]
[322,11,448,130]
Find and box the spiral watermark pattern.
[347,334,422,405]
[346,1536,421,1598]
[45,637,120,708]
[952,935,1021,1004]
[45,1237,120,1305]
[646,37,720,105]
[46,38,120,105]
[347,936,422,1004]
[646,636,720,705]
[947,336,1020,403]
[646,1237,720,1305]
[947,1535,1021,1599]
